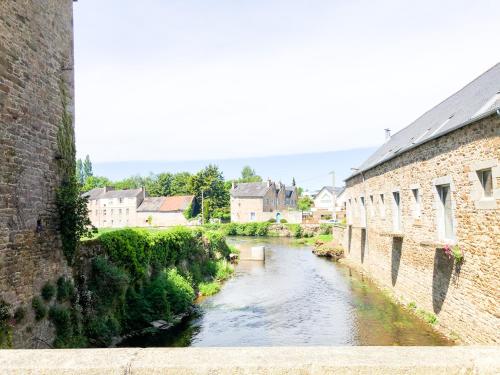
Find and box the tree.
[82,176,112,192]
[113,175,145,190]
[298,196,313,212]
[189,165,229,220]
[147,173,173,197]
[83,155,93,180]
[170,172,192,196]
[76,159,84,185]
[239,165,262,183]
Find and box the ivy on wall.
[55,78,95,263]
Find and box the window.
[126,208,129,215]
[392,191,401,231]
[437,184,454,240]
[360,197,366,227]
[477,169,493,198]
[250,212,256,221]
[119,198,123,204]
[110,209,114,215]
[369,195,374,216]
[103,209,107,216]
[379,194,385,218]
[411,189,421,218]
[119,209,122,215]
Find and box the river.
[122,237,452,347]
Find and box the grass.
[294,234,333,245]
[198,282,221,296]
[416,309,438,325]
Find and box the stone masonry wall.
[0,0,75,348]
[342,114,500,344]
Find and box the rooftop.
[348,63,500,179]
[137,195,194,212]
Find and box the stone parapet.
[0,346,499,374]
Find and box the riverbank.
[15,227,235,349]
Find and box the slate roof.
[100,188,143,199]
[82,187,108,200]
[315,186,344,198]
[136,197,166,212]
[285,186,296,198]
[231,182,271,198]
[349,63,500,179]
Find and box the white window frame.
[433,176,457,243]
[391,189,402,232]
[410,184,421,219]
[469,159,498,210]
[379,193,386,219]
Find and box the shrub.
[41,282,56,301]
[89,257,129,311]
[199,282,220,296]
[165,269,195,315]
[32,297,47,321]
[287,224,303,238]
[215,260,234,281]
[280,218,288,223]
[0,299,12,349]
[319,223,333,235]
[267,218,276,223]
[57,277,75,302]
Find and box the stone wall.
[0,0,75,348]
[342,114,500,344]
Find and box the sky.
[73,0,500,173]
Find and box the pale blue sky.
[74,0,500,164]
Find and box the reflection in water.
[122,237,452,347]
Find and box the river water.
[123,237,452,347]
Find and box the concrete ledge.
[1,346,499,374]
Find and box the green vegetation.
[43,227,233,348]
[41,282,56,301]
[31,297,47,321]
[237,165,262,183]
[416,309,438,325]
[57,277,75,303]
[199,282,221,296]
[295,234,333,246]
[406,300,438,325]
[205,222,271,236]
[56,78,96,264]
[0,299,12,348]
[297,196,313,211]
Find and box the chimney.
[232,181,236,189]
[267,179,271,187]
[384,128,391,140]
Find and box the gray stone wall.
[0,0,75,347]
[342,114,500,343]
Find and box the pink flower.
[443,244,452,259]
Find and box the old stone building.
[230,180,300,223]
[342,63,500,343]
[0,1,76,347]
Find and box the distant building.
[84,187,145,228]
[230,180,300,223]
[311,186,345,221]
[137,195,194,227]
[83,187,194,228]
